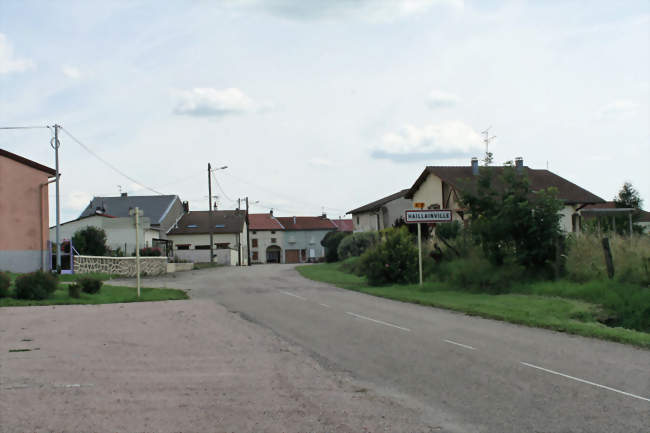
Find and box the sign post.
[404,209,452,285]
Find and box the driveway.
[122,264,650,433]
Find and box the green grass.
[0,284,188,307]
[297,263,650,349]
[4,272,112,283]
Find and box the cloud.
[599,100,639,119]
[67,191,93,211]
[426,90,460,109]
[173,87,268,117]
[371,121,482,162]
[308,157,334,167]
[62,65,81,79]
[231,0,463,21]
[0,33,34,74]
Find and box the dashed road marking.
[520,362,650,402]
[345,312,411,332]
[443,339,476,351]
[318,303,331,308]
[279,291,307,300]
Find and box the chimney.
[121,192,128,197]
[471,157,479,175]
[515,157,524,173]
[321,212,327,219]
[269,209,273,216]
[182,201,189,213]
[293,216,296,224]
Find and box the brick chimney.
[515,157,524,173]
[471,157,479,175]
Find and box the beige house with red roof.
[249,211,285,264]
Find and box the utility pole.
[208,163,214,263]
[246,197,250,266]
[51,124,62,272]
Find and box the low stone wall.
[174,249,235,266]
[75,256,168,277]
[166,262,194,273]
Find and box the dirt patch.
[0,301,439,432]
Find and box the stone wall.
[166,262,194,273]
[174,249,235,265]
[75,256,167,277]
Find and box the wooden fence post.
[601,237,615,279]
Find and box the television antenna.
[482,126,496,166]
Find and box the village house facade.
[0,149,57,272]
[348,189,412,232]
[249,212,285,264]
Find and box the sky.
[0,0,648,225]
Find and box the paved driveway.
[116,264,650,433]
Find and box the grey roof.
[167,210,246,235]
[347,189,410,215]
[79,195,180,225]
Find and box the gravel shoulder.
[0,300,441,433]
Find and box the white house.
[347,189,412,232]
[167,210,248,265]
[249,212,285,264]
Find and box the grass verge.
[0,284,188,307]
[296,263,650,349]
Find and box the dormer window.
[187,224,199,228]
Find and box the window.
[216,243,230,249]
[252,239,258,248]
[356,216,359,224]
[195,245,210,250]
[252,230,257,234]
[252,251,259,261]
[271,238,277,243]
[271,230,276,234]
[176,244,190,250]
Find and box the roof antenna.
[117,185,122,195]
[482,126,496,166]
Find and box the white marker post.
[130,207,143,297]
[405,208,452,286]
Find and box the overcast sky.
[1,0,648,224]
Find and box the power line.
[60,127,165,195]
[0,125,49,130]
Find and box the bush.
[139,247,162,257]
[68,283,81,298]
[0,272,10,298]
[14,271,58,300]
[72,226,108,256]
[436,221,462,241]
[338,232,379,260]
[321,232,350,262]
[78,276,103,294]
[359,227,418,286]
[435,256,526,293]
[339,256,364,276]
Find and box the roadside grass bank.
[296,263,650,349]
[0,284,187,307]
[5,272,112,283]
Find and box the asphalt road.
[133,264,650,433]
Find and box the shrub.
[14,271,58,300]
[0,272,10,298]
[359,227,418,286]
[339,256,364,276]
[139,247,162,257]
[338,232,379,260]
[321,232,350,262]
[439,256,526,293]
[72,226,108,256]
[436,221,462,241]
[78,276,103,294]
[68,283,81,298]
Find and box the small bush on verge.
[360,227,418,286]
[78,276,103,294]
[338,232,379,260]
[68,283,81,298]
[14,271,58,300]
[0,272,10,298]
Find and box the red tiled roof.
[331,219,354,232]
[582,202,616,210]
[276,216,338,231]
[249,213,285,230]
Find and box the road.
[132,264,650,433]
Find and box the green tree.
[320,231,350,262]
[72,226,108,256]
[460,163,564,269]
[614,182,645,234]
[359,226,418,285]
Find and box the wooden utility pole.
[208,163,214,263]
[52,124,62,272]
[602,237,615,279]
[246,197,250,266]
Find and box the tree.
[321,231,350,262]
[611,182,645,235]
[460,163,564,269]
[72,226,108,256]
[359,226,418,285]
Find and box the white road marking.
[520,362,650,402]
[345,312,411,332]
[443,339,477,351]
[318,303,331,308]
[279,291,307,300]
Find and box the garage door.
[285,249,300,263]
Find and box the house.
[276,215,338,263]
[331,218,354,233]
[581,201,650,234]
[249,211,285,264]
[167,210,248,265]
[406,157,605,233]
[0,149,56,272]
[347,189,412,232]
[49,214,152,255]
[78,193,186,254]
